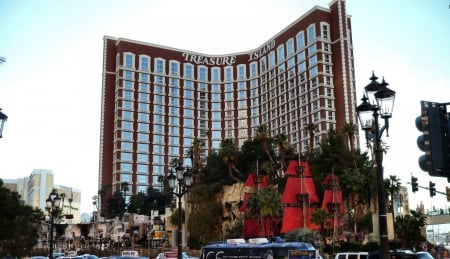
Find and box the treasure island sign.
[181,40,275,66]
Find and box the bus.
[200,238,320,259]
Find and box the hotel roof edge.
[103,3,336,58]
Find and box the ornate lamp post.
[46,189,61,259]
[168,162,193,259]
[356,72,395,259]
[0,108,8,138]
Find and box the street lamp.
[356,72,395,259]
[46,189,61,259]
[0,108,8,138]
[167,162,193,259]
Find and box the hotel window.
[238,100,246,108]
[138,112,150,121]
[121,163,132,172]
[325,54,331,63]
[124,53,134,68]
[137,154,148,163]
[137,175,147,184]
[308,44,317,55]
[155,59,165,74]
[287,39,295,56]
[321,23,329,39]
[298,50,306,61]
[154,115,163,123]
[310,66,318,78]
[238,65,246,79]
[307,24,316,42]
[170,126,179,135]
[287,58,295,69]
[184,89,193,99]
[139,83,149,92]
[124,71,133,80]
[260,57,267,72]
[311,78,317,88]
[170,87,179,96]
[212,121,221,129]
[138,93,149,102]
[184,109,193,118]
[298,62,306,73]
[324,43,330,52]
[313,113,319,122]
[155,85,164,94]
[225,92,233,100]
[138,133,149,142]
[170,146,179,155]
[153,155,163,164]
[327,100,333,109]
[185,80,193,89]
[170,97,179,106]
[137,143,149,152]
[138,123,148,132]
[277,45,285,62]
[250,62,258,77]
[154,124,163,134]
[212,84,220,92]
[312,100,319,111]
[198,66,208,81]
[325,65,331,75]
[184,118,194,127]
[153,145,163,154]
[169,116,179,125]
[121,131,132,141]
[154,95,163,104]
[311,89,319,100]
[296,31,305,50]
[299,73,306,83]
[170,78,179,87]
[268,51,275,68]
[140,74,149,82]
[212,102,220,111]
[121,152,132,161]
[170,136,179,145]
[169,107,179,115]
[153,135,163,144]
[238,91,246,99]
[184,64,193,78]
[185,128,193,136]
[309,55,317,66]
[170,61,179,76]
[121,142,132,151]
[212,67,220,81]
[123,80,133,90]
[123,100,133,110]
[212,93,220,101]
[155,75,164,84]
[154,104,163,114]
[122,111,132,120]
[328,111,333,120]
[139,55,150,71]
[326,88,332,97]
[199,83,207,91]
[225,67,233,81]
[137,164,148,174]
[184,99,194,108]
[121,174,131,183]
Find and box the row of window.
[120,22,330,81]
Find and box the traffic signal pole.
[406,181,446,196]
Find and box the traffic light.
[429,181,436,197]
[416,101,450,180]
[446,187,450,202]
[411,176,419,193]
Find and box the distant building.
[99,0,358,207]
[2,169,82,223]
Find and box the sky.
[0,0,449,215]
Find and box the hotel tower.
[99,0,358,203]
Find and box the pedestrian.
[441,248,450,259]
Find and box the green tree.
[304,123,318,161]
[385,175,401,213]
[394,210,427,248]
[245,186,281,236]
[219,139,244,182]
[0,179,44,257]
[311,208,329,236]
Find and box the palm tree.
[304,123,318,161]
[341,122,358,154]
[255,124,276,164]
[311,208,329,236]
[98,184,110,216]
[219,139,244,182]
[188,138,202,174]
[274,133,290,176]
[394,210,427,248]
[385,175,401,214]
[245,186,281,237]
